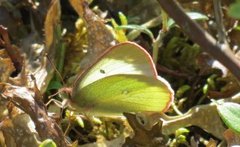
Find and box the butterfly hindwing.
[72,75,173,116]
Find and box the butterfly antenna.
[45,53,65,85]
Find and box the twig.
[152,30,163,64]
[156,0,240,81]
[157,64,189,78]
[46,54,65,85]
[213,0,228,44]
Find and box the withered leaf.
[1,115,39,147]
[69,0,117,57]
[1,84,66,146]
[0,50,15,83]
[44,0,61,50]
[206,138,217,147]
[123,113,167,146]
[224,129,240,146]
[0,26,23,75]
[161,103,227,139]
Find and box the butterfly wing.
[76,42,157,90]
[71,75,173,116]
[71,42,174,116]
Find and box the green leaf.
[71,42,174,116]
[216,102,240,134]
[76,116,85,128]
[116,25,154,40]
[175,128,190,137]
[176,85,191,98]
[228,1,240,19]
[110,19,128,42]
[168,12,208,28]
[47,80,63,91]
[235,25,240,31]
[118,12,128,26]
[39,139,57,147]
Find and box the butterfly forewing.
[77,42,157,90]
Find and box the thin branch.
[213,0,228,44]
[157,64,189,78]
[156,0,240,81]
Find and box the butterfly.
[68,41,174,116]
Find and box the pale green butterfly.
[69,41,174,116]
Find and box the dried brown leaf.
[206,138,217,147]
[162,104,227,139]
[69,0,117,67]
[224,129,240,146]
[1,115,39,147]
[1,84,67,146]
[123,113,167,146]
[44,0,61,50]
[0,131,6,147]
[0,26,23,75]
[162,93,240,139]
[69,0,84,17]
[0,50,15,83]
